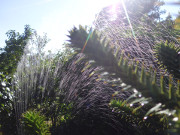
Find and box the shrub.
[21,110,50,135]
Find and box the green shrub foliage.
[21,110,50,135]
[67,25,180,134]
[0,72,17,134]
[154,41,180,79]
[68,25,180,109]
[0,25,32,74]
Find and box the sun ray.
[121,0,138,45]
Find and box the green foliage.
[98,0,164,23]
[68,25,180,134]
[27,48,74,128]
[93,3,180,133]
[0,25,32,74]
[0,72,17,134]
[124,0,164,20]
[12,36,75,134]
[1,3,179,134]
[109,99,168,134]
[68,25,180,109]
[55,103,73,124]
[39,100,74,127]
[0,26,76,134]
[152,14,180,43]
[154,41,180,79]
[0,25,33,134]
[45,102,74,134]
[68,25,117,73]
[95,0,179,77]
[174,12,180,32]
[21,110,50,135]
[48,54,133,135]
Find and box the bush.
[21,110,50,135]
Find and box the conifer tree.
[67,25,180,134]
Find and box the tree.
[174,12,180,41]
[0,72,17,135]
[95,0,164,27]
[0,25,32,75]
[0,25,33,135]
[67,25,180,134]
[94,0,180,80]
[123,0,164,20]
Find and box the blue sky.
[0,0,179,51]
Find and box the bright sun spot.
[93,0,121,13]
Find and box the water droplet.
[173,117,178,122]
[121,83,126,87]
[168,113,172,116]
[6,87,10,91]
[1,82,6,87]
[130,104,133,107]
[143,116,148,120]
[141,103,144,106]
[138,94,142,97]
[133,89,138,93]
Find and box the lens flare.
[82,0,139,53]
[121,0,138,45]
